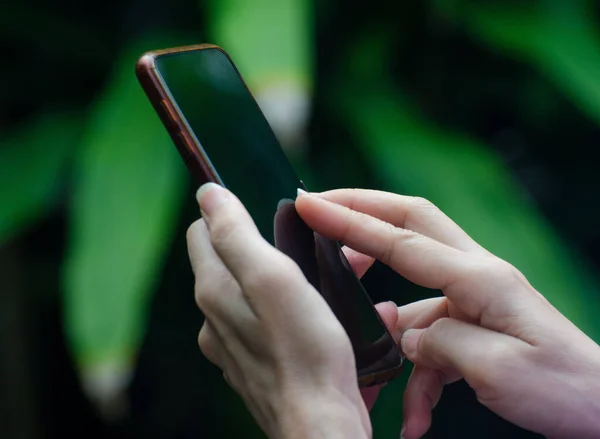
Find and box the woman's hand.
[295,189,600,439]
[187,183,373,439]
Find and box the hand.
[295,189,600,439]
[187,183,373,439]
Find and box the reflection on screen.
[155,48,400,376]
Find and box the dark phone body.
[136,44,402,387]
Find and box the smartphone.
[136,44,402,387]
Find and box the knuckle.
[420,318,451,352]
[243,270,272,294]
[347,207,366,222]
[380,227,421,263]
[344,188,362,211]
[484,341,513,370]
[197,327,211,352]
[197,326,220,365]
[468,341,513,391]
[480,257,530,290]
[222,372,237,390]
[408,196,444,229]
[411,196,438,212]
[494,260,520,282]
[244,257,300,293]
[342,208,368,237]
[186,219,205,242]
[426,317,452,337]
[194,277,218,311]
[209,220,235,249]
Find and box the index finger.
[300,189,488,254]
[296,193,521,323]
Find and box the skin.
[187,183,600,439]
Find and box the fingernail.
[297,188,308,197]
[196,183,229,216]
[296,188,322,198]
[401,329,422,358]
[388,300,397,307]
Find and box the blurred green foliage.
[63,39,188,373]
[0,111,81,243]
[2,1,600,439]
[464,1,600,126]
[335,30,600,339]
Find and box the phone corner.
[135,52,157,79]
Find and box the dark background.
[2,0,599,438]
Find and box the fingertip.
[195,183,230,217]
[294,190,332,223]
[297,187,322,198]
[187,217,207,237]
[294,189,311,210]
[195,182,220,202]
[186,219,209,252]
[296,187,308,197]
[295,189,320,205]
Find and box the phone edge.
[135,45,222,185]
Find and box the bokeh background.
[2,0,600,438]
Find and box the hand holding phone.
[136,44,402,387]
[189,183,383,438]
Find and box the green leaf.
[207,0,314,90]
[0,111,80,245]
[463,1,600,125]
[207,0,315,160]
[62,37,188,374]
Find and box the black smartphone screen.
[154,48,401,380]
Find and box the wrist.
[275,386,371,439]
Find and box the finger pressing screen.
[294,195,483,306]
[294,194,538,326]
[301,189,487,254]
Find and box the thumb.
[400,318,528,389]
